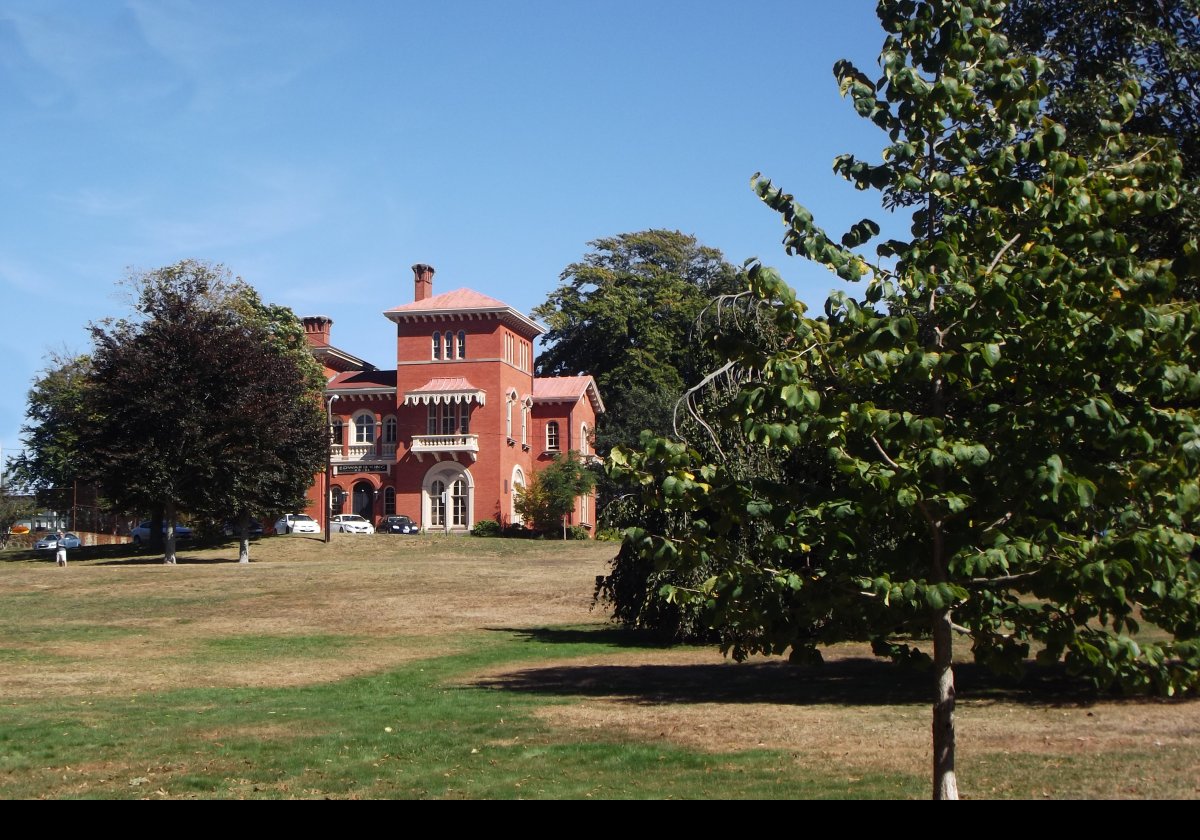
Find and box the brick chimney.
[301,315,333,347]
[413,263,435,302]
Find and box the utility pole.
[325,394,340,544]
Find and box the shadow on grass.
[93,553,246,566]
[3,540,256,565]
[480,625,1122,708]
[489,625,676,649]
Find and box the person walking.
[54,530,67,567]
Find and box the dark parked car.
[222,520,264,537]
[380,515,419,534]
[131,521,193,544]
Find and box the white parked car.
[330,514,375,534]
[274,514,320,535]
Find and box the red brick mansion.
[301,264,603,534]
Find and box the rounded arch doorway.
[352,480,375,520]
[422,462,474,532]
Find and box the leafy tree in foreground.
[1002,0,1200,293]
[610,0,1200,800]
[207,289,327,562]
[81,261,325,563]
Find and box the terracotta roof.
[404,376,486,406]
[383,287,544,338]
[410,376,478,392]
[533,375,605,414]
[386,288,511,312]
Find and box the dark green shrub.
[470,519,501,537]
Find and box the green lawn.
[0,535,1194,798]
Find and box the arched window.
[511,466,526,525]
[331,418,344,446]
[451,478,468,526]
[444,330,455,359]
[546,421,560,451]
[457,330,466,359]
[430,479,446,526]
[580,422,590,456]
[506,391,517,440]
[354,412,375,445]
[520,399,529,446]
[384,486,396,515]
[383,416,397,444]
[432,331,441,360]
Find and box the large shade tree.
[534,230,744,456]
[80,261,326,563]
[610,0,1200,800]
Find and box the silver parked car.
[34,532,82,551]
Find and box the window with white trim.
[546,421,560,451]
[430,479,446,526]
[354,412,376,445]
[506,391,516,440]
[457,330,466,359]
[451,478,468,526]
[432,332,441,360]
[580,422,590,456]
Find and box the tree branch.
[986,234,1022,275]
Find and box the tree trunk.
[150,506,164,553]
[931,606,958,800]
[238,511,251,563]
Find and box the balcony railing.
[330,443,381,462]
[410,433,480,462]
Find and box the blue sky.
[0,1,905,460]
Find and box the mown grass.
[0,631,927,799]
[0,535,1195,799]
